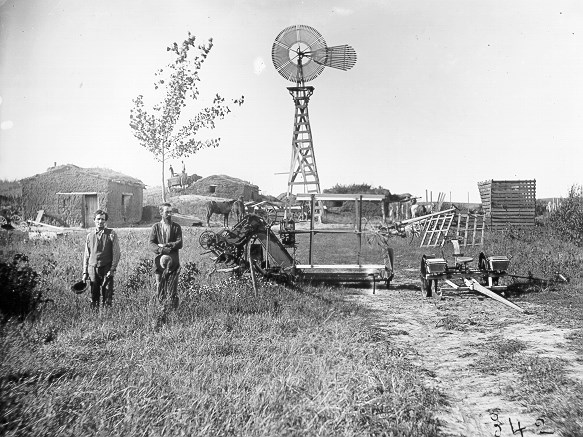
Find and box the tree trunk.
[161,145,166,203]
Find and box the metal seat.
[451,239,473,265]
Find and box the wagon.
[167,176,182,189]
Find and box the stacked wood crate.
[478,180,536,229]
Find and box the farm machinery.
[199,194,401,292]
[420,239,569,312]
[199,192,569,309]
[199,212,393,292]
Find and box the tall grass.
[0,228,443,436]
[547,184,583,247]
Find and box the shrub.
[124,257,154,294]
[0,253,46,323]
[324,183,390,216]
[548,185,583,247]
[180,261,200,290]
[484,226,583,282]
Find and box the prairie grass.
[474,336,583,435]
[0,227,443,436]
[465,225,583,436]
[483,226,583,332]
[387,224,583,435]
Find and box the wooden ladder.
[420,212,455,247]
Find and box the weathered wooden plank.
[491,209,535,213]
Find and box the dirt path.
[345,269,582,437]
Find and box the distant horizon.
[0,170,569,205]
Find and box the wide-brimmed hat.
[71,279,88,294]
[155,254,176,272]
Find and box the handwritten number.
[508,418,526,436]
[494,423,502,437]
[535,417,555,434]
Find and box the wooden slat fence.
[419,212,485,247]
[478,179,536,230]
[455,213,486,247]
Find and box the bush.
[124,257,154,294]
[324,183,390,217]
[0,253,46,323]
[548,185,583,247]
[324,183,390,196]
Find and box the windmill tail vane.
[310,45,357,71]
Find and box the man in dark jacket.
[149,203,183,319]
[83,209,120,308]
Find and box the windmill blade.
[310,45,357,71]
[273,39,294,52]
[271,24,328,83]
[273,52,299,74]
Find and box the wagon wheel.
[199,231,216,250]
[264,207,279,226]
[406,222,422,245]
[478,252,488,271]
[420,255,438,297]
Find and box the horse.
[231,198,246,223]
[413,204,428,217]
[206,199,237,227]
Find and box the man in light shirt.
[83,209,120,308]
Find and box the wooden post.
[308,194,315,265]
[464,278,525,313]
[471,214,478,246]
[381,198,386,223]
[357,195,363,265]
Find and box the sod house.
[21,164,145,228]
[190,174,260,201]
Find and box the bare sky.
[1,0,582,202]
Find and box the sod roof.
[22,164,145,187]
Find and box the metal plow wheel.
[420,254,439,297]
[199,231,216,250]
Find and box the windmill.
[271,25,356,219]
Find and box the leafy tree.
[129,32,244,201]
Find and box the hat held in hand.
[71,279,88,294]
[155,254,176,272]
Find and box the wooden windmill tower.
[271,25,357,218]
